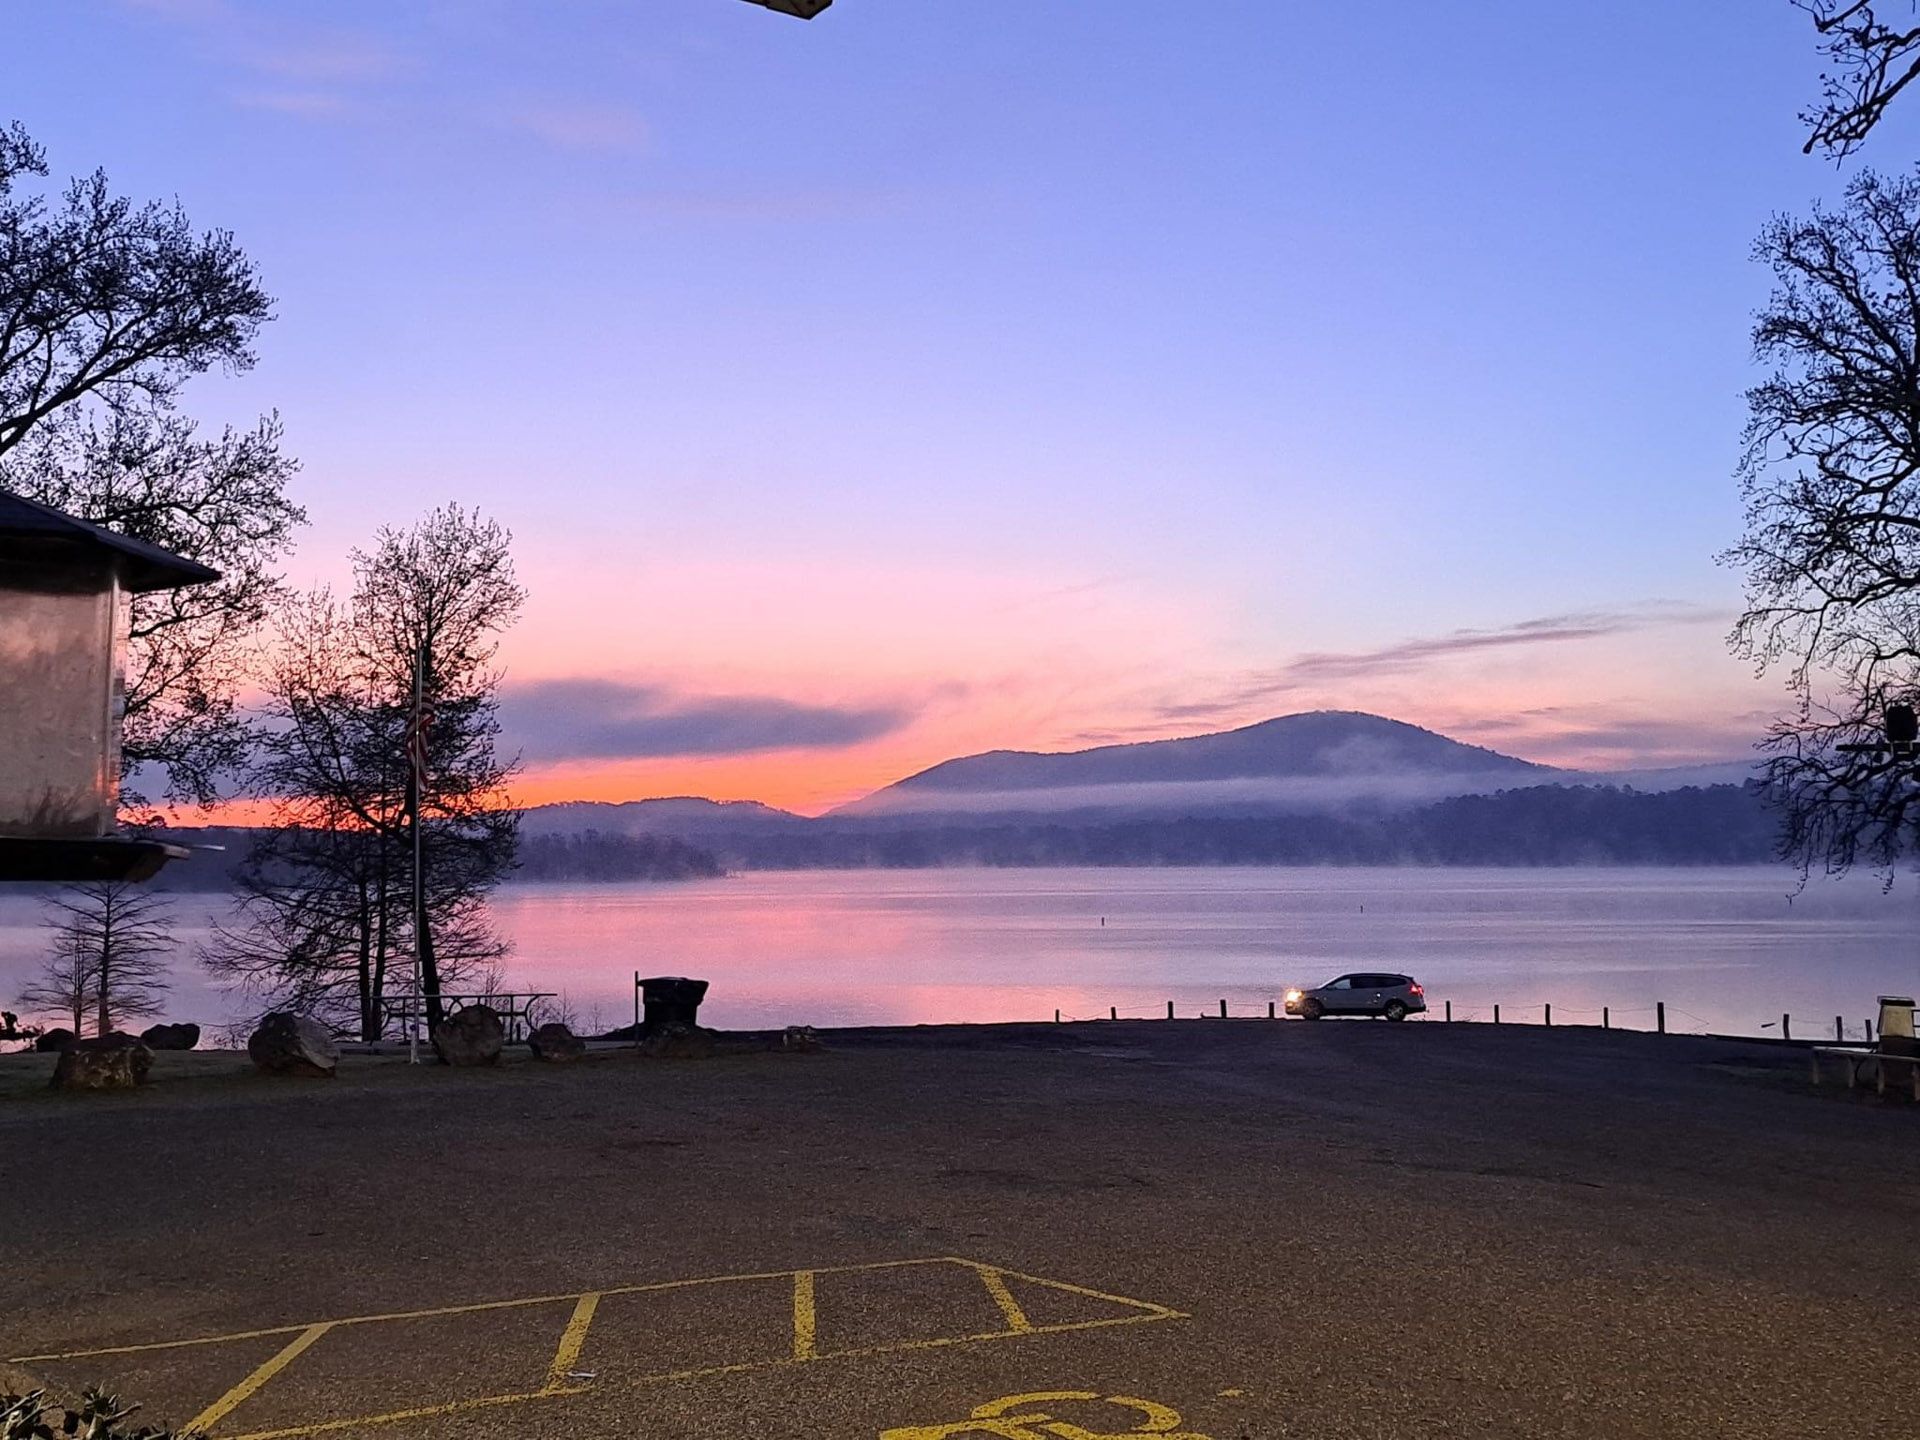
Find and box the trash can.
[1878,995,1917,1058]
[639,976,709,1036]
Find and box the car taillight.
[1410,984,1424,995]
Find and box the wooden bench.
[1810,1045,1920,1100]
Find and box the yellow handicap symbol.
[879,1390,1213,1440]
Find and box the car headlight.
[1284,989,1302,1002]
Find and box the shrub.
[2,1388,198,1439]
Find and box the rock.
[32,1028,74,1053]
[140,1022,201,1051]
[527,1021,585,1062]
[248,1013,339,1077]
[782,1025,823,1053]
[637,1021,717,1059]
[432,1005,504,1067]
[50,1037,152,1091]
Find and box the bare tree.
[0,122,270,458]
[205,509,522,1037]
[1728,169,1920,873]
[0,121,300,812]
[1799,2,1920,157]
[19,883,174,1036]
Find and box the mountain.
[520,796,806,840]
[505,713,1775,869]
[834,711,1561,820]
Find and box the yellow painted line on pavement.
[224,1386,586,1440]
[9,1257,956,1364]
[792,1270,817,1360]
[186,1323,334,1434]
[973,1267,1032,1333]
[542,1292,601,1392]
[15,1256,1191,1440]
[221,1314,1181,1440]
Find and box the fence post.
[1054,1008,1061,1024]
[1781,1013,1791,1042]
[1836,1016,1844,1043]
[1109,1005,1117,1021]
[1445,999,1452,1023]
[1657,1001,1666,1035]
[1868,1018,1876,1043]
[1219,998,1228,1019]
[1544,1003,1552,1028]
[1494,1004,1501,1025]
[1167,1000,1174,1021]
[1268,1000,1276,1019]
[1603,1006,1609,1030]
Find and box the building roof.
[0,489,220,592]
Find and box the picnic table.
[1809,1045,1920,1100]
[380,992,557,1044]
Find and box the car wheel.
[1300,999,1324,1021]
[1384,1000,1408,1022]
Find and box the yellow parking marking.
[543,1293,600,1391]
[9,1257,954,1365]
[792,1270,818,1360]
[13,1257,1188,1439]
[882,1390,1214,1439]
[186,1323,334,1434]
[224,1387,580,1440]
[974,1267,1033,1334]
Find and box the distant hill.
[465,712,1776,870]
[835,711,1560,820]
[521,796,806,839]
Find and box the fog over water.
[3,867,1916,1041]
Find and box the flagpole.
[410,638,424,1066]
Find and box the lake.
[3,866,1917,1040]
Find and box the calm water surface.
[3,867,1916,1039]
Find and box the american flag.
[405,691,433,793]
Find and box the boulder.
[32,1028,74,1053]
[50,1037,152,1091]
[141,1022,201,1051]
[248,1013,339,1077]
[637,1021,717,1060]
[432,1005,504,1067]
[527,1021,585,1062]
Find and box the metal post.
[1657,1001,1666,1034]
[1444,999,1451,1022]
[408,641,425,1067]
[1054,1008,1060,1024]
[1603,1006,1609,1030]
[1836,1016,1844,1043]
[1782,1013,1791,1042]
[1268,999,1276,1019]
[634,970,642,1048]
[1494,1004,1500,1025]
[1544,1003,1552,1028]
[1109,1005,1117,1021]
[1219,998,1227,1019]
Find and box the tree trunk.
[356,879,374,1043]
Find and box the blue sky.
[7,1,1903,809]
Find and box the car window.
[1324,977,1350,990]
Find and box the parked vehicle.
[1284,972,1426,1021]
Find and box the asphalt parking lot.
[4,1019,1918,1439]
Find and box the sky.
[9,0,1911,814]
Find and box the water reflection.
[3,867,1915,1039]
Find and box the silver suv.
[1284,972,1426,1022]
